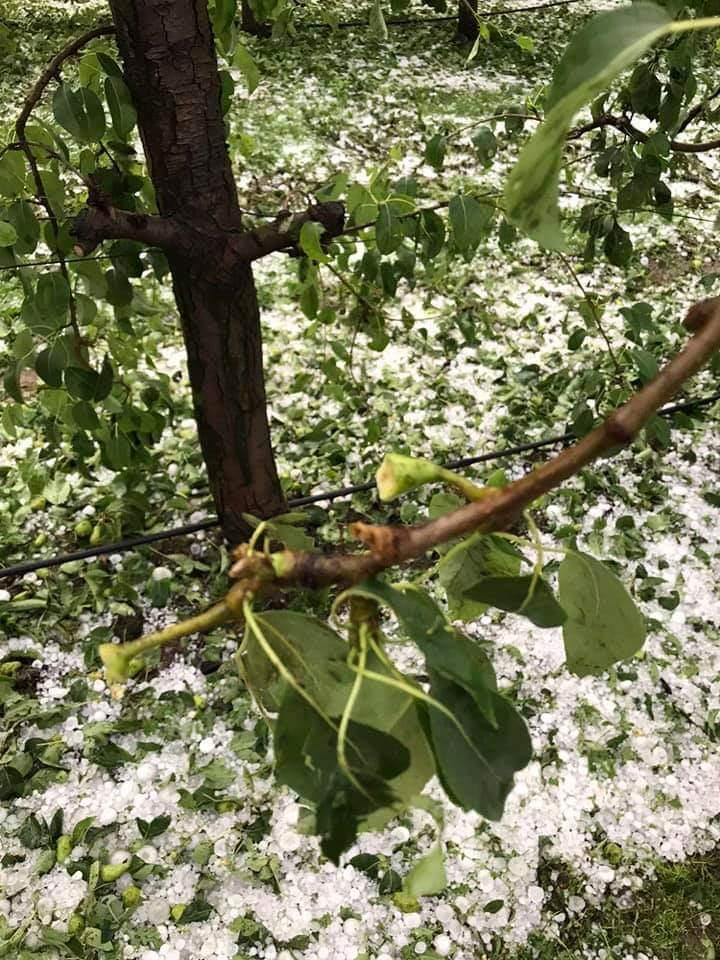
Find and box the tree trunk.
[458,0,479,40]
[108,0,285,543]
[241,0,271,37]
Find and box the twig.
[675,82,720,136]
[567,112,720,154]
[556,251,622,376]
[15,24,115,344]
[323,261,379,380]
[15,24,115,136]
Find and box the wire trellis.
[1,388,718,579]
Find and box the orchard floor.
[1,2,719,959]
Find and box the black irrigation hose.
[300,14,455,29]
[1,389,718,580]
[297,0,588,29]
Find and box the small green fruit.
[74,519,93,539]
[100,857,130,883]
[122,885,142,908]
[376,453,445,502]
[89,523,106,546]
[30,495,47,511]
[392,892,420,913]
[56,834,72,863]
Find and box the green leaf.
[558,551,646,676]
[12,329,33,361]
[437,533,522,620]
[105,268,133,306]
[464,575,568,628]
[0,221,18,246]
[298,221,328,262]
[275,688,409,861]
[35,271,70,318]
[220,70,235,115]
[604,222,633,266]
[472,126,497,167]
[95,354,114,401]
[103,431,132,469]
[403,843,447,896]
[264,520,314,551]
[344,580,531,819]
[176,897,213,925]
[53,83,106,143]
[96,52,123,77]
[65,366,100,401]
[0,765,24,801]
[89,741,134,768]
[18,814,49,849]
[504,3,672,247]
[448,195,492,256]
[632,348,659,382]
[35,340,72,388]
[419,208,445,260]
[246,610,352,712]
[421,673,532,819]
[346,580,499,725]
[3,363,23,403]
[105,76,137,139]
[234,44,260,93]
[44,476,71,505]
[516,34,535,52]
[375,203,403,255]
[199,760,234,790]
[0,151,26,196]
[423,132,446,171]
[214,0,238,35]
[628,64,661,119]
[71,400,100,431]
[245,610,434,828]
[5,200,39,254]
[21,296,62,337]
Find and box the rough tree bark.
[74,0,344,544]
[104,0,281,543]
[458,0,479,40]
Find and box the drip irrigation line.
[301,14,455,29]
[298,0,587,29]
[1,389,718,581]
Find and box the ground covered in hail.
[0,1,719,959]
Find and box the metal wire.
[1,389,718,580]
[0,253,120,273]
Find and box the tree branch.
[14,23,116,344]
[111,297,720,676]
[229,297,720,587]
[675,82,720,136]
[15,24,116,142]
[232,201,345,261]
[71,204,184,255]
[568,112,720,154]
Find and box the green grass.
[514,852,719,960]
